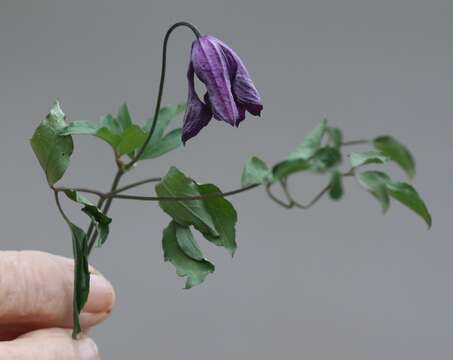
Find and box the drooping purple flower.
[182,35,263,143]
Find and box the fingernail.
[83,274,115,314]
[78,336,99,360]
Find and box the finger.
[0,328,99,360]
[0,251,115,339]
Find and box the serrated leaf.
[30,101,74,186]
[116,103,133,131]
[139,128,183,160]
[272,158,311,180]
[350,151,388,168]
[155,167,219,237]
[199,183,238,256]
[59,121,99,136]
[385,181,432,228]
[63,190,112,248]
[327,127,343,148]
[144,103,186,145]
[329,171,343,200]
[68,222,90,337]
[373,135,415,179]
[357,171,391,213]
[241,156,273,187]
[115,124,147,156]
[163,221,214,289]
[289,119,327,160]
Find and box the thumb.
[0,328,99,359]
[0,251,115,339]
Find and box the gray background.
[0,0,452,358]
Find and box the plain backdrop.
[0,0,452,359]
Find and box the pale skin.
[0,251,115,359]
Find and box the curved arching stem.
[126,21,201,170]
[85,22,202,253]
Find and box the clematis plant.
[30,21,432,339]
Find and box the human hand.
[0,251,115,359]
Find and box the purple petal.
[182,63,212,143]
[215,38,263,121]
[191,36,239,126]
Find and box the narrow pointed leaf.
[385,181,432,228]
[140,128,183,160]
[327,126,343,148]
[67,222,90,337]
[100,114,122,134]
[116,103,133,131]
[59,121,99,136]
[143,103,186,144]
[289,119,327,160]
[373,135,415,179]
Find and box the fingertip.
[77,335,100,360]
[84,273,116,314]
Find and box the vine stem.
[86,169,124,254]
[341,139,369,146]
[112,184,259,201]
[83,22,202,255]
[265,169,355,209]
[125,22,201,170]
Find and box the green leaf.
[155,167,219,237]
[68,222,90,337]
[289,119,327,160]
[139,128,183,160]
[199,184,238,256]
[373,135,415,179]
[385,181,432,228]
[30,101,74,186]
[95,127,122,148]
[327,127,343,148]
[175,224,204,261]
[162,221,214,289]
[310,146,342,172]
[357,171,391,213]
[100,114,122,135]
[241,156,273,187]
[349,150,388,168]
[59,121,99,136]
[63,190,112,248]
[272,158,311,180]
[329,171,343,200]
[116,103,133,131]
[115,124,147,156]
[357,171,431,227]
[144,103,186,145]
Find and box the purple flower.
[182,35,263,143]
